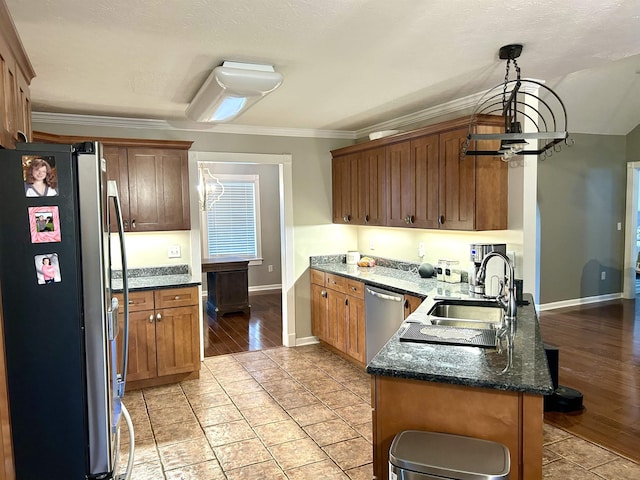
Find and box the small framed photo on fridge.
[34,253,61,285]
[22,155,59,197]
[28,206,61,243]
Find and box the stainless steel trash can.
[389,430,510,479]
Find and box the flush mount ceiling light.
[186,61,283,123]
[462,44,571,161]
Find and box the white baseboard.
[539,292,622,311]
[249,284,282,293]
[294,336,319,347]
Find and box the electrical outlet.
[167,245,181,258]
[601,271,606,280]
[268,264,273,272]
[369,239,375,250]
[418,242,425,257]
[507,250,516,268]
[617,222,622,231]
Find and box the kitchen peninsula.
[310,256,553,480]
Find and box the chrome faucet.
[476,251,517,324]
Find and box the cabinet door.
[155,305,200,377]
[14,71,30,142]
[332,153,359,224]
[345,295,366,363]
[385,141,413,227]
[403,294,424,319]
[120,309,157,382]
[127,148,190,231]
[357,147,386,226]
[412,135,440,228]
[439,128,475,230]
[0,44,17,148]
[311,283,327,341]
[103,146,131,231]
[326,288,346,349]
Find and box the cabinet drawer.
[325,273,347,293]
[155,286,198,309]
[346,279,365,299]
[114,290,154,312]
[310,269,325,286]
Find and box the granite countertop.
[111,265,201,292]
[310,256,553,395]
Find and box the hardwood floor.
[539,298,640,463]
[204,291,283,356]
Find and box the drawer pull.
[148,314,154,323]
[156,313,162,321]
[174,295,180,300]
[128,300,134,304]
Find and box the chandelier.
[462,44,571,161]
[198,164,224,211]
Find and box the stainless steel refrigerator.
[0,141,133,479]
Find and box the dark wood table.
[202,256,250,317]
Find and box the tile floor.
[118,344,640,479]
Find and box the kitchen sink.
[427,299,504,326]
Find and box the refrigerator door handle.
[107,297,119,341]
[108,180,129,399]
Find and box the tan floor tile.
[124,408,153,442]
[226,459,288,479]
[288,368,332,383]
[353,421,372,442]
[187,390,232,411]
[287,402,338,426]
[203,354,240,369]
[300,377,344,395]
[254,419,308,446]
[232,390,278,411]
[121,460,164,479]
[261,378,303,395]
[347,382,371,401]
[223,378,264,397]
[233,351,270,364]
[334,402,373,427]
[250,367,293,384]
[164,459,226,480]
[323,437,372,470]
[148,404,197,428]
[543,422,573,445]
[153,418,205,446]
[158,436,215,470]
[591,457,640,479]
[271,389,317,410]
[122,389,145,408]
[269,437,328,470]
[213,438,273,471]
[240,358,280,372]
[542,458,602,479]
[346,462,374,480]
[181,376,225,397]
[120,436,159,466]
[286,459,349,479]
[547,436,618,469]
[304,418,359,447]
[195,402,243,427]
[143,382,184,398]
[144,391,189,411]
[543,445,562,465]
[204,419,256,447]
[241,403,290,427]
[315,388,363,409]
[213,369,254,386]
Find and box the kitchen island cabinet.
[202,257,250,317]
[367,295,553,480]
[115,286,200,389]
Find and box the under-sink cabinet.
[115,286,200,389]
[403,294,424,318]
[311,269,366,364]
[331,114,508,231]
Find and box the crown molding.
[33,89,493,141]
[31,112,357,140]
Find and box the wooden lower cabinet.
[372,375,544,480]
[310,270,366,364]
[116,286,200,389]
[403,294,424,318]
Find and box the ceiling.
[6,0,640,137]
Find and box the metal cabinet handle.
[321,290,327,298]
[156,313,162,321]
[404,299,409,309]
[148,314,154,323]
[364,214,369,224]
[128,300,134,304]
[404,214,414,225]
[124,219,129,229]
[439,215,445,225]
[345,298,349,306]
[174,295,180,300]
[343,214,351,223]
[131,219,136,229]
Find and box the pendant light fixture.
[462,44,571,161]
[186,61,283,123]
[198,164,224,211]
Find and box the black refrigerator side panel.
[0,147,89,479]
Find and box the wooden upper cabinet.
[33,134,194,232]
[127,148,190,231]
[0,1,36,148]
[331,115,508,231]
[386,135,439,228]
[356,147,386,226]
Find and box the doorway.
[189,151,295,358]
[622,161,640,298]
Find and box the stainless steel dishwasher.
[365,285,405,363]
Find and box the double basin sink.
[426,298,504,330]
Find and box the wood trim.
[0,0,35,82]
[32,131,193,150]
[331,114,504,157]
[125,370,200,391]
